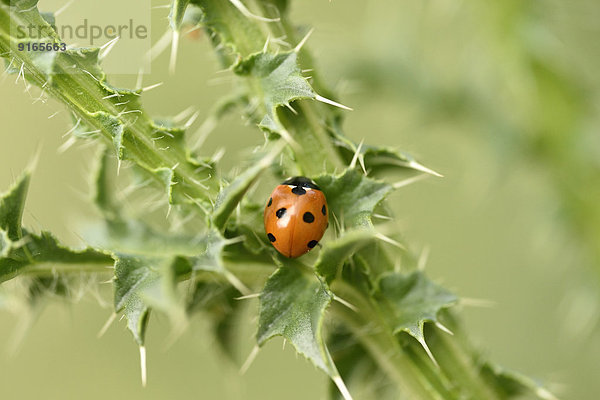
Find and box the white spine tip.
[408,160,444,177]
[57,136,77,154]
[99,36,120,60]
[224,270,251,296]
[169,31,180,75]
[459,297,497,308]
[240,345,260,375]
[374,233,405,250]
[332,374,354,400]
[184,111,201,129]
[417,336,439,369]
[536,387,559,400]
[230,0,280,22]
[315,94,353,111]
[294,28,315,52]
[333,295,359,312]
[417,245,430,271]
[392,173,429,190]
[139,346,147,387]
[434,321,454,336]
[54,0,74,17]
[349,139,364,171]
[234,293,261,300]
[284,102,298,115]
[141,82,164,93]
[97,313,117,338]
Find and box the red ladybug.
[264,177,329,258]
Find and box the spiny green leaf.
[224,201,270,256]
[195,0,348,175]
[349,243,399,289]
[3,1,39,12]
[212,147,281,230]
[234,51,316,135]
[192,229,229,273]
[327,117,441,176]
[480,362,558,399]
[315,229,377,283]
[257,263,335,374]
[0,229,113,283]
[233,52,314,100]
[191,229,250,294]
[340,253,375,294]
[0,229,111,280]
[113,254,183,345]
[376,271,457,342]
[316,169,394,229]
[0,3,218,208]
[87,218,206,259]
[193,0,265,58]
[91,147,119,219]
[114,255,157,345]
[357,146,441,177]
[0,171,29,241]
[154,167,177,205]
[0,172,112,283]
[87,112,125,160]
[333,131,441,177]
[88,149,206,258]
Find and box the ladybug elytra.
[264,176,329,258]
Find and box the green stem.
[18,263,113,276]
[331,280,513,400]
[0,3,217,208]
[331,281,450,399]
[430,325,502,400]
[194,0,345,176]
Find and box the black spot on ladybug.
[321,205,326,215]
[303,212,315,223]
[267,198,272,207]
[307,240,318,248]
[276,208,287,218]
[291,186,306,195]
[268,233,276,242]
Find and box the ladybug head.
[282,176,320,190]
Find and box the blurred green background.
[1,0,599,399]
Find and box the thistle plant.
[0,1,560,399]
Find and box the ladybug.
[264,176,329,258]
